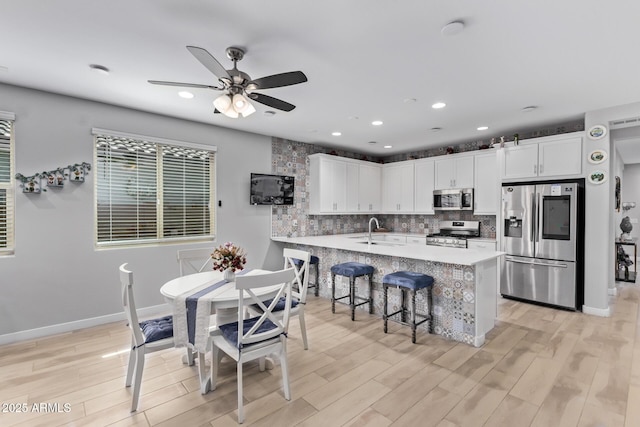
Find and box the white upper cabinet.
[358,163,381,212]
[414,158,435,214]
[473,152,498,215]
[382,161,415,213]
[345,162,360,212]
[501,133,583,180]
[309,154,348,214]
[435,155,474,189]
[309,153,381,214]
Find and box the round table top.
[160,269,278,308]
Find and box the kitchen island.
[272,233,504,347]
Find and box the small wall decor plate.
[588,149,608,164]
[588,170,607,185]
[588,125,607,140]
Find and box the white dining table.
[160,268,280,393]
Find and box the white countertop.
[272,233,504,266]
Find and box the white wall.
[0,83,278,341]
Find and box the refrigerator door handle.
[530,192,536,242]
[505,257,568,268]
[535,192,541,243]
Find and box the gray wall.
[0,83,276,340]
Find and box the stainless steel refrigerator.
[500,180,584,310]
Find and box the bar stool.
[293,255,320,297]
[330,262,374,321]
[382,271,434,343]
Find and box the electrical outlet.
[293,219,298,227]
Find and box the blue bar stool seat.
[293,255,320,297]
[382,271,434,343]
[330,262,374,321]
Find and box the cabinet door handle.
[533,165,537,174]
[540,164,544,174]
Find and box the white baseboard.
[582,305,611,317]
[0,304,170,346]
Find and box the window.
[94,129,216,247]
[0,117,14,255]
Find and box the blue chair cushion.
[383,271,434,290]
[293,255,319,265]
[218,316,280,349]
[139,315,174,343]
[251,296,300,313]
[331,262,374,277]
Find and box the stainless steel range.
[426,220,481,248]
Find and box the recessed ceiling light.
[430,127,442,132]
[178,91,194,99]
[89,64,110,75]
[332,131,342,136]
[521,106,538,112]
[441,20,465,36]
[477,126,489,131]
[432,102,446,109]
[264,110,276,116]
[371,120,383,126]
[384,145,393,149]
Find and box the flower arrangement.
[211,242,247,272]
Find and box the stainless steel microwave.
[433,188,474,211]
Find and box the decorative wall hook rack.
[15,162,91,194]
[622,202,636,211]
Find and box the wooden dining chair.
[119,263,175,412]
[209,267,295,424]
[176,248,213,365]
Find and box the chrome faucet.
[368,217,380,244]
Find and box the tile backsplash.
[270,119,584,239]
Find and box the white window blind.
[0,119,14,255]
[94,132,215,246]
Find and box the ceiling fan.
[149,46,308,118]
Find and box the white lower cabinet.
[467,240,497,251]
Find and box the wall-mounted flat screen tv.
[250,173,294,205]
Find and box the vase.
[223,268,235,282]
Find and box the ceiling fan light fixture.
[213,94,232,112]
[240,100,256,117]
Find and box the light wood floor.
[1,285,639,427]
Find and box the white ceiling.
[3,0,640,155]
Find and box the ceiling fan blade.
[248,93,296,112]
[186,46,231,79]
[249,71,308,89]
[148,80,221,90]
